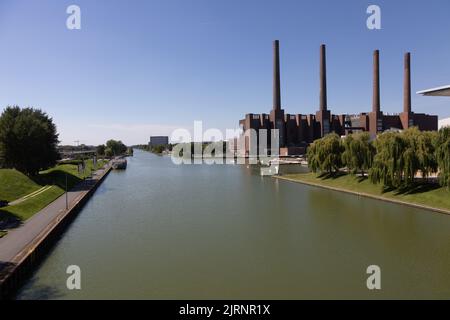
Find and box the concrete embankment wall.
[0,166,112,299]
[275,176,450,216]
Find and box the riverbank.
[0,162,112,299]
[0,160,107,226]
[275,173,450,215]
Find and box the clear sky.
[1,0,450,145]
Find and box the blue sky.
[1,0,450,145]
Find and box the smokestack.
[320,44,327,111]
[404,52,411,113]
[273,40,281,111]
[372,50,380,113]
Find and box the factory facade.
[239,41,438,157]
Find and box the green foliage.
[96,144,106,156]
[152,145,165,154]
[105,139,127,156]
[0,106,59,175]
[370,131,407,187]
[369,128,439,188]
[306,141,320,173]
[0,169,41,202]
[308,128,445,189]
[435,127,450,188]
[416,130,438,179]
[285,173,450,211]
[306,133,343,175]
[341,132,375,175]
[0,159,107,221]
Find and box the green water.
[17,149,450,299]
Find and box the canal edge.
[273,176,450,216]
[0,165,113,300]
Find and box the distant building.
[239,41,438,156]
[149,136,169,147]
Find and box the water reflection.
[16,150,450,299]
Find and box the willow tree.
[402,128,421,186]
[416,130,438,179]
[342,132,374,176]
[306,141,320,173]
[370,132,407,188]
[435,127,450,188]
[307,133,343,175]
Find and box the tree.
[307,141,320,173]
[0,106,59,175]
[369,128,437,188]
[402,128,421,186]
[342,132,374,176]
[105,148,114,158]
[0,143,4,168]
[370,132,407,188]
[105,139,127,156]
[96,144,106,156]
[152,145,165,154]
[435,127,450,188]
[416,130,438,179]
[307,133,343,175]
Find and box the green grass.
[0,159,108,222]
[0,230,6,238]
[282,172,450,212]
[0,169,42,202]
[1,186,64,221]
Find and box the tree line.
[134,143,173,154]
[1,106,131,176]
[307,127,450,189]
[96,140,130,158]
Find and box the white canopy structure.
[417,85,450,97]
[418,85,450,129]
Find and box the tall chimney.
[372,50,380,113]
[320,44,327,111]
[273,40,281,111]
[404,52,411,113]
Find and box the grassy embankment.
[0,159,107,224]
[281,172,450,212]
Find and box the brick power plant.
[239,41,438,156]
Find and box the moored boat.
[112,158,127,170]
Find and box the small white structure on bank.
[417,85,450,129]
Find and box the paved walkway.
[0,165,111,270]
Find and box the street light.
[65,172,68,210]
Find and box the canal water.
[17,150,450,299]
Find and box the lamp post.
[65,172,68,210]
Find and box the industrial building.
[239,41,438,157]
[149,136,169,147]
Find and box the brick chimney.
[273,40,281,111]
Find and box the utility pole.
[65,173,68,210]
